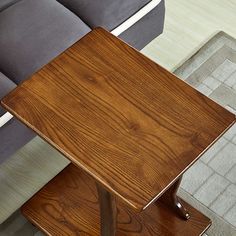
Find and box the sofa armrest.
[111,0,162,36]
[0,112,13,128]
[0,72,16,127]
[0,73,34,163]
[57,0,151,31]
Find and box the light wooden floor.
[142,0,236,71]
[1,0,236,225]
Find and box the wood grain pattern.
[21,164,211,236]
[2,28,235,211]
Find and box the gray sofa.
[0,0,165,164]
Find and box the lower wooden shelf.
[21,164,211,236]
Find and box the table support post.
[96,183,117,236]
[158,176,190,220]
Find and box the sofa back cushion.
[0,0,90,84]
[57,0,151,31]
[0,0,20,11]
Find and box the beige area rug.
[175,31,236,236]
[1,32,236,236]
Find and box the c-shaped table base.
[96,176,190,236]
[96,183,117,236]
[158,176,190,220]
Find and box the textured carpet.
[1,31,236,236]
[176,31,236,236]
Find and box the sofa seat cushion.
[57,0,151,31]
[0,0,20,12]
[0,72,16,116]
[0,72,35,164]
[0,0,91,84]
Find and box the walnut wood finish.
[2,28,235,212]
[158,176,190,220]
[21,164,211,236]
[96,183,117,235]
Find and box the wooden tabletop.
[2,28,235,212]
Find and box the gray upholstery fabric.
[0,118,35,165]
[119,0,165,50]
[57,0,150,31]
[0,72,16,116]
[0,72,35,164]
[0,0,20,12]
[0,0,91,84]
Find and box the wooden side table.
[2,28,235,235]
